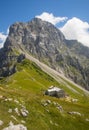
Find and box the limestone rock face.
[4,18,65,61]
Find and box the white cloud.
[0,33,7,48]
[36,12,68,25]
[0,28,9,48]
[60,17,89,47]
[36,13,89,47]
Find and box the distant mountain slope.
[65,40,89,58]
[0,18,89,90]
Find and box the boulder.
[17,54,25,63]
[3,122,27,130]
[68,111,81,116]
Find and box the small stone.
[8,98,13,101]
[50,120,53,125]
[4,98,8,102]
[14,108,20,116]
[14,99,19,104]
[20,108,29,117]
[21,120,26,124]
[0,95,3,99]
[8,109,12,113]
[86,118,89,122]
[0,120,3,126]
[41,100,48,107]
[68,111,81,116]
[71,98,78,102]
[55,123,58,126]
[46,109,49,112]
[11,115,18,122]
[53,101,57,106]
[46,100,51,104]
[56,103,60,107]
[57,105,63,112]
[43,103,48,106]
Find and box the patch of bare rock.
[3,121,27,130]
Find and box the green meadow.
[0,59,89,130]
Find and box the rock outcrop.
[3,122,27,130]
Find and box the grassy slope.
[0,59,89,130]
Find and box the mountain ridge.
[0,18,89,130]
[0,18,89,90]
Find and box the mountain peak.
[4,17,65,49]
[1,18,89,90]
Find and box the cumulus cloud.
[36,13,89,47]
[36,12,68,25]
[0,28,9,48]
[0,33,7,48]
[60,17,89,47]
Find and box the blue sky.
[0,0,89,47]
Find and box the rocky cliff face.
[0,18,89,90]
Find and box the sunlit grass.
[0,59,89,130]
